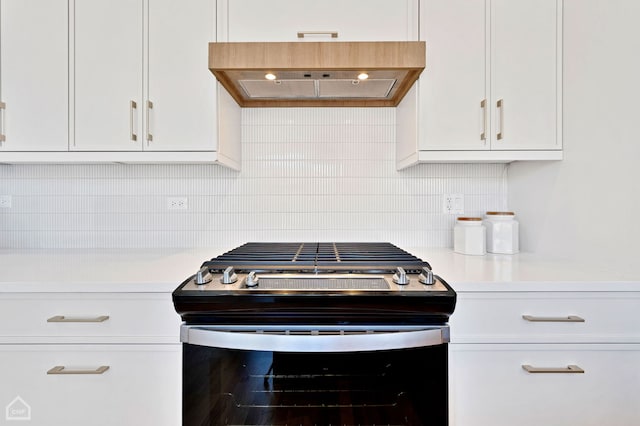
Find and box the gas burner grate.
[203,242,430,273]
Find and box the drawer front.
[0,293,181,343]
[449,343,640,426]
[0,344,181,426]
[450,292,640,343]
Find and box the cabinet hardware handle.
[130,100,138,141]
[0,101,6,143]
[496,98,504,140]
[297,31,338,39]
[480,99,487,141]
[47,315,110,323]
[522,364,584,374]
[47,366,110,375]
[146,100,153,142]
[522,315,585,323]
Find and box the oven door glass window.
[183,343,448,426]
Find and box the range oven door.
[181,325,450,426]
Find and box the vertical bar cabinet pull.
[130,100,138,141]
[480,99,487,141]
[496,99,504,140]
[146,100,153,142]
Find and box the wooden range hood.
[209,41,425,107]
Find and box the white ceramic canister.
[454,217,486,255]
[484,211,519,254]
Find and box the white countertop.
[0,247,638,293]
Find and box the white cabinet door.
[147,0,217,151]
[0,344,181,426]
[490,0,560,150]
[418,0,487,151]
[73,0,143,151]
[0,0,68,151]
[449,344,640,426]
[222,0,418,42]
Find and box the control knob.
[245,271,259,287]
[392,267,410,285]
[194,266,212,285]
[220,266,238,284]
[419,266,435,285]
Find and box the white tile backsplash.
[0,108,507,248]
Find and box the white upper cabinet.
[147,0,217,152]
[490,0,559,151]
[219,0,419,42]
[73,0,144,152]
[397,0,562,167]
[417,0,487,151]
[2,0,240,166]
[0,0,68,152]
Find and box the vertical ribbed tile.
[0,108,508,249]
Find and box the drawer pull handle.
[297,31,338,39]
[47,315,109,323]
[522,364,584,374]
[47,366,110,375]
[522,315,585,323]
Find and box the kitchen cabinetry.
[74,0,230,153]
[1,0,240,166]
[218,0,418,42]
[0,0,68,152]
[448,291,640,425]
[397,0,563,167]
[0,293,182,426]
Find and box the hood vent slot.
[209,41,425,107]
[239,78,397,99]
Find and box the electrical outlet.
[0,195,12,209]
[443,194,464,214]
[167,197,188,211]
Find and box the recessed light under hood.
[209,41,425,107]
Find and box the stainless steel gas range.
[173,242,456,425]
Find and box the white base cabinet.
[0,345,181,426]
[0,292,182,426]
[449,290,640,426]
[450,344,640,426]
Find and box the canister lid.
[486,211,515,215]
[456,217,483,221]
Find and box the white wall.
[0,108,507,249]
[508,0,640,261]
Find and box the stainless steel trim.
[522,315,585,323]
[181,324,449,352]
[146,100,153,142]
[130,100,138,141]
[522,364,584,374]
[480,99,487,141]
[47,315,109,323]
[47,366,110,375]
[0,101,6,142]
[496,98,504,140]
[297,31,338,39]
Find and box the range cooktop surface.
[173,242,456,325]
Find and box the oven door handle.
[181,326,449,352]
